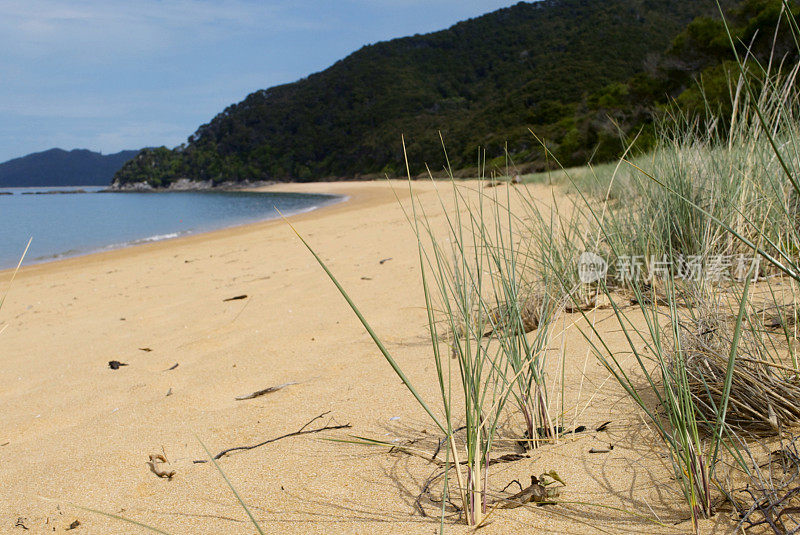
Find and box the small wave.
[27,232,188,263]
[102,231,188,250]
[280,195,349,216]
[286,204,321,216]
[130,232,183,244]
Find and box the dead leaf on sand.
[589,444,615,454]
[146,454,176,480]
[235,381,298,400]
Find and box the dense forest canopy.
[114,0,792,187]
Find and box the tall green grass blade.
[282,214,446,434]
[710,268,753,471]
[69,504,172,534]
[0,237,31,310]
[716,1,800,198]
[196,436,265,535]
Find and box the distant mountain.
[114,0,735,187]
[0,148,138,187]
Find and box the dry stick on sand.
[193,411,351,462]
[235,381,298,401]
[415,458,536,516]
[416,469,562,517]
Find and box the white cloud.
[1,0,286,31]
[0,0,326,64]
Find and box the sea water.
[0,187,342,268]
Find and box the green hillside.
[565,0,800,164]
[114,0,739,187]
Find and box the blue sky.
[0,1,517,162]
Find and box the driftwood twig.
[194,411,351,462]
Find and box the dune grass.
[525,5,800,531]
[294,140,572,525]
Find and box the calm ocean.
[0,187,342,269]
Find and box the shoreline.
[0,184,363,278]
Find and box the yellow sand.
[0,180,734,533]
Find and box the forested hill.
[1,148,138,187]
[113,0,733,187]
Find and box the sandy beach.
[1,180,733,534]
